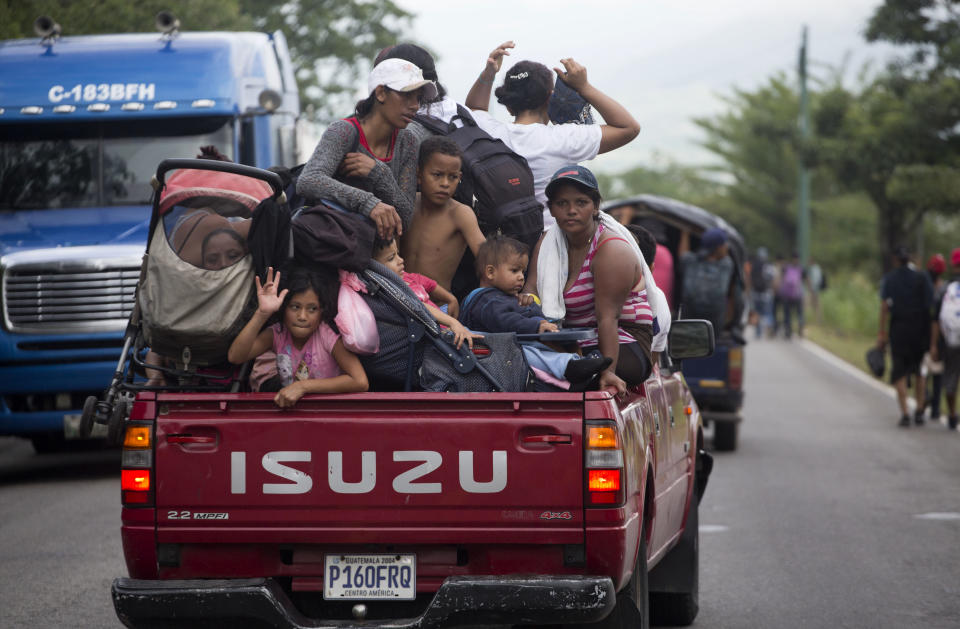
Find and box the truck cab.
[0,25,300,451]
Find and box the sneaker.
[914,411,926,426]
[564,356,613,383]
[949,415,959,431]
[898,415,911,427]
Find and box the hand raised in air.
[255,266,288,317]
[554,57,588,92]
[486,41,515,75]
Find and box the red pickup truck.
[111,320,713,629]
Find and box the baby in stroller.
[228,267,368,407]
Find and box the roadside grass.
[804,324,875,378]
[803,271,880,377]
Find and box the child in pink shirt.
[228,267,368,407]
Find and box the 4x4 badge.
[539,511,573,520]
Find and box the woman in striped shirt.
[522,166,653,394]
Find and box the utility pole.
[797,25,811,265]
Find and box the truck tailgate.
[154,392,585,546]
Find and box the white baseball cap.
[367,58,438,100]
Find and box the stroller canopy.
[159,168,273,216]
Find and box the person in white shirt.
[464,41,641,228]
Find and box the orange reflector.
[728,347,743,368]
[123,425,151,449]
[121,469,150,491]
[587,425,618,449]
[685,405,693,416]
[588,469,620,491]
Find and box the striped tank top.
[563,224,654,347]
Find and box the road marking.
[913,512,960,521]
[798,339,901,402]
[699,524,729,533]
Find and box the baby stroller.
[360,260,530,392]
[79,158,287,441]
[359,260,597,392]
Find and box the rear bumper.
[113,574,615,628]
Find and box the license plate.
[63,414,107,440]
[323,553,416,600]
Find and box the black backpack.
[414,105,544,251]
[750,257,771,292]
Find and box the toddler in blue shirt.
[459,236,610,388]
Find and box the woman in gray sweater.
[296,59,437,239]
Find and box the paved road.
[0,439,125,627]
[698,338,960,629]
[1,339,958,628]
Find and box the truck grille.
[3,267,140,332]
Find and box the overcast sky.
[391,0,899,175]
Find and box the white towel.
[536,224,568,320]
[537,213,664,326]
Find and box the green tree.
[1,0,414,120]
[692,74,805,255]
[817,0,960,267]
[596,155,724,206]
[865,0,960,74]
[0,1,249,38]
[239,1,413,119]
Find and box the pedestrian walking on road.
[930,248,960,430]
[749,246,776,339]
[806,257,825,325]
[878,246,934,427]
[778,253,805,339]
[926,253,947,422]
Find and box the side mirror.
[668,319,715,360]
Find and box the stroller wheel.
[79,396,98,439]
[107,400,129,445]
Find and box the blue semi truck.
[0,16,301,451]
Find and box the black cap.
[544,164,599,200]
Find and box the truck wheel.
[624,525,651,629]
[713,421,738,451]
[649,492,699,626]
[575,521,649,629]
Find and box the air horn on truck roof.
[34,16,61,44]
[155,11,180,39]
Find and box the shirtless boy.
[401,136,485,289]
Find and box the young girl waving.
[228,267,368,407]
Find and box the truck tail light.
[121,399,155,507]
[588,469,620,491]
[122,469,151,491]
[585,420,625,507]
[728,347,743,390]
